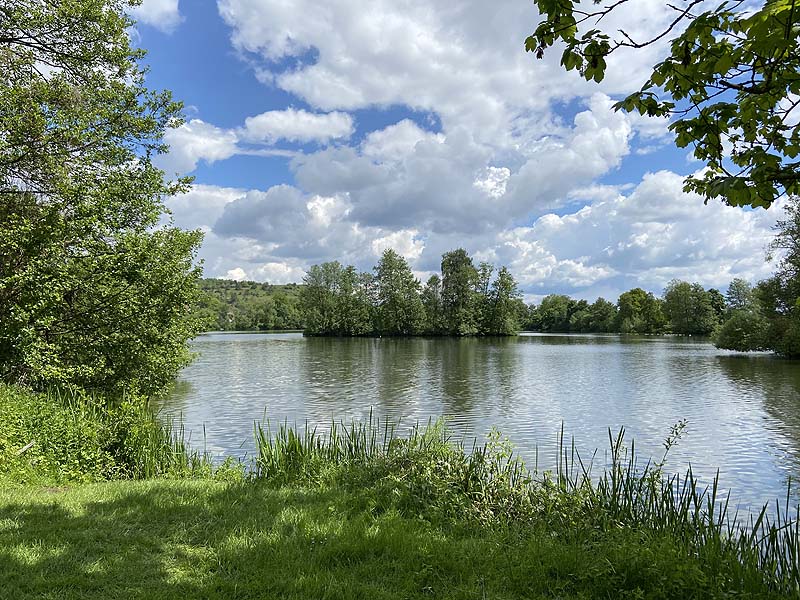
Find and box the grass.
[0,384,213,483]
[1,385,799,598]
[2,478,794,600]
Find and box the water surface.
[157,332,800,510]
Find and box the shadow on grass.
[0,481,515,600]
[0,479,792,600]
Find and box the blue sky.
[132,0,782,301]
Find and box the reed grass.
[0,384,214,483]
[254,416,800,595]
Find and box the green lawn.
[0,479,792,600]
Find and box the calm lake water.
[157,332,800,511]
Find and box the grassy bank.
[1,385,799,598]
[0,478,779,600]
[0,384,211,484]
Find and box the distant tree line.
[300,249,526,336]
[199,266,763,342]
[196,280,304,331]
[522,281,726,336]
[198,193,800,358]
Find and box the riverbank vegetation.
[0,1,204,397]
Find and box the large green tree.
[486,266,523,335]
[0,0,204,395]
[527,0,800,207]
[714,198,800,355]
[616,288,667,334]
[663,280,720,335]
[374,250,424,335]
[441,249,480,335]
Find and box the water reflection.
[155,332,800,509]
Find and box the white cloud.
[161,0,785,297]
[157,110,356,175]
[217,0,681,150]
[157,120,238,174]
[226,267,248,281]
[291,94,633,234]
[241,108,354,143]
[371,229,425,260]
[169,170,782,302]
[473,167,510,199]
[488,170,783,297]
[131,0,183,33]
[362,120,444,161]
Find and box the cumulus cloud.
[487,170,782,297]
[241,108,354,143]
[166,169,782,301]
[157,120,238,174]
[289,94,633,234]
[131,0,183,33]
[157,110,356,175]
[155,0,784,299]
[217,0,682,148]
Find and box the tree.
[586,297,617,332]
[475,261,495,333]
[374,249,424,335]
[441,249,480,335]
[337,266,374,336]
[527,0,800,207]
[421,275,445,334]
[726,278,755,311]
[707,288,727,323]
[713,308,770,352]
[535,294,573,332]
[616,288,666,334]
[715,197,800,356]
[663,280,719,335]
[486,266,523,335]
[0,1,204,395]
[301,262,343,335]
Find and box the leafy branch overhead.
[526,0,800,207]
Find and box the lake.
[157,332,800,511]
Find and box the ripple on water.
[153,333,800,510]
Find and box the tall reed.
[253,416,799,594]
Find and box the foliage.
[0,384,212,484]
[526,0,800,207]
[726,277,756,311]
[616,288,667,334]
[485,266,524,335]
[196,279,304,331]
[252,418,800,596]
[441,249,481,335]
[301,249,523,337]
[374,250,425,335]
[0,0,203,396]
[300,262,375,336]
[1,474,794,600]
[663,279,721,335]
[715,197,800,356]
[713,308,771,352]
[420,274,445,333]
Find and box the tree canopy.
[0,1,204,395]
[526,0,800,207]
[300,249,525,337]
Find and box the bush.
[0,384,211,484]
